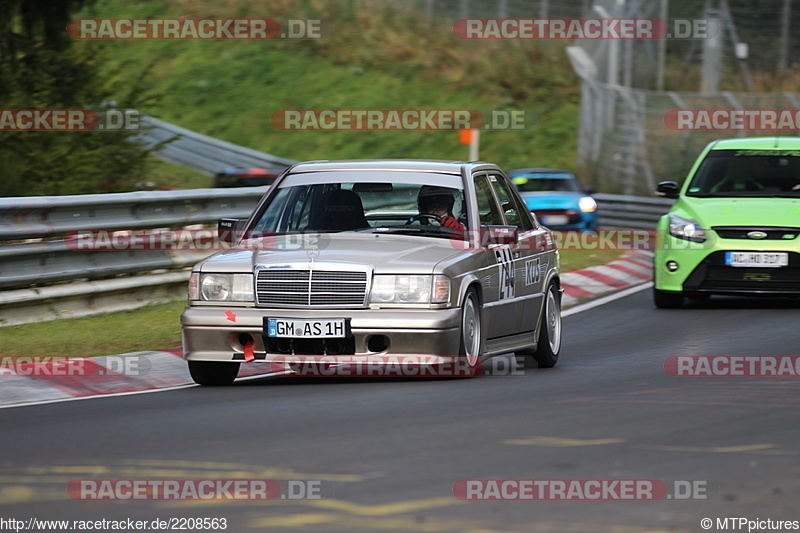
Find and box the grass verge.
[559,249,626,273]
[0,301,185,358]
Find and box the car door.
[472,172,520,339]
[486,172,551,335]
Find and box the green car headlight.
[668,215,706,243]
[194,273,254,301]
[370,275,450,304]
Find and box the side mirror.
[218,218,246,244]
[656,181,680,199]
[583,186,597,195]
[480,225,519,246]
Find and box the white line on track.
[562,281,652,318]
[0,383,197,410]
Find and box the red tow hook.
[243,340,255,362]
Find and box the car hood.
[520,192,582,210]
[677,197,800,227]
[198,232,466,274]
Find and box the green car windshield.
[686,149,800,197]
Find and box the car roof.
[509,168,576,176]
[218,167,279,175]
[707,137,800,150]
[288,159,499,175]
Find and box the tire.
[457,288,483,376]
[653,288,684,308]
[188,361,240,386]
[529,281,561,368]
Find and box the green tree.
[0,0,159,196]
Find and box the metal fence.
[570,75,800,196]
[384,0,799,83]
[562,0,800,195]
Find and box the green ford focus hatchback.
[654,137,800,308]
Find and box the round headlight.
[201,274,232,301]
[578,196,597,213]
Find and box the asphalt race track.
[1,287,799,532]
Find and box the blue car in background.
[509,168,598,230]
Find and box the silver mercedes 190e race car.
[181,159,562,385]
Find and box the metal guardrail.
[0,187,267,325]
[0,240,207,289]
[137,116,297,176]
[594,193,674,229]
[0,271,194,327]
[0,186,267,241]
[0,187,267,286]
[0,188,667,326]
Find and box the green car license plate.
[725,252,788,268]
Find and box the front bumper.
[181,305,462,362]
[654,234,800,295]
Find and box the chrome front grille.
[255,266,369,307]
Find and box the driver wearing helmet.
[415,185,466,232]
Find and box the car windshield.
[686,149,800,197]
[511,173,581,193]
[249,171,467,238]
